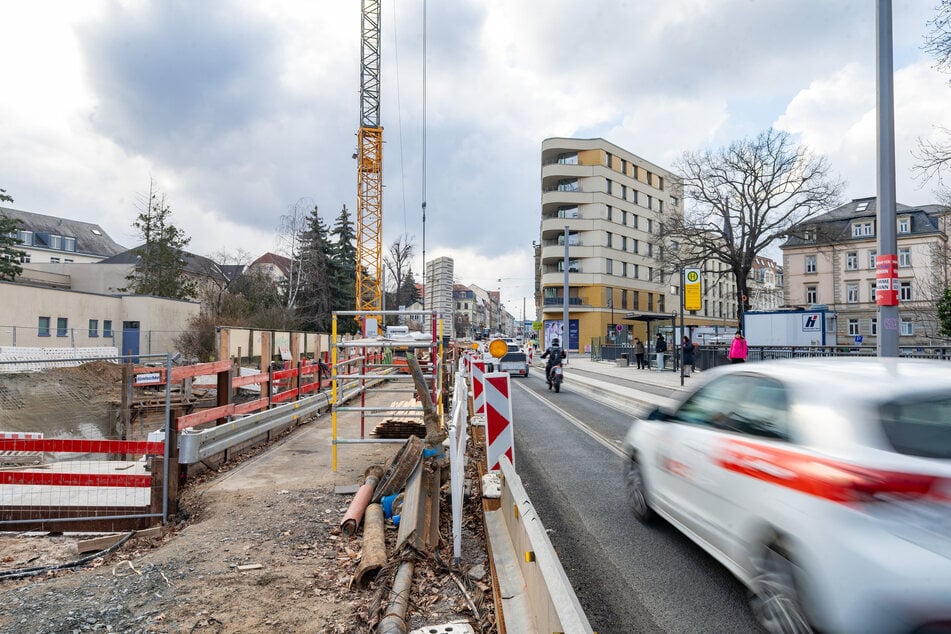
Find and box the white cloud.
[776,59,951,205]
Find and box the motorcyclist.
[540,338,566,388]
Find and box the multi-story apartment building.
[424,256,454,338]
[538,138,681,351]
[782,197,950,346]
[748,255,783,312]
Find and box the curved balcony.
[539,244,599,263]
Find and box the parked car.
[498,343,529,377]
[623,358,951,634]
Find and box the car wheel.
[749,541,812,634]
[624,456,655,523]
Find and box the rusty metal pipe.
[340,467,383,536]
[352,503,387,587]
[376,560,415,634]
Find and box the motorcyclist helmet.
[552,338,560,346]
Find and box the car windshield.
[879,394,951,459]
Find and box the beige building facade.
[539,138,682,351]
[782,197,950,346]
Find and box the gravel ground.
[0,423,494,633]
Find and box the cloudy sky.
[2,1,950,310]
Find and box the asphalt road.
[509,371,763,634]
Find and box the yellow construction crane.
[355,0,383,323]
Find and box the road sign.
[616,324,623,332]
[684,268,702,312]
[855,335,863,344]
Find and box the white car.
[623,358,951,634]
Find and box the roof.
[783,197,948,248]
[622,311,678,322]
[250,252,291,277]
[0,206,126,257]
[99,246,228,283]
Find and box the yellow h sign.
[684,268,702,312]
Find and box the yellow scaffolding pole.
[331,315,339,471]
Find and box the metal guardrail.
[178,379,370,465]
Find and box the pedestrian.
[655,333,667,354]
[681,336,696,374]
[634,337,646,369]
[728,331,747,364]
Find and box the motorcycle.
[547,363,564,393]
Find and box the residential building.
[248,252,291,284]
[782,197,951,345]
[424,256,454,338]
[748,255,783,311]
[539,137,681,350]
[1,206,126,265]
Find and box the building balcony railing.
[543,297,583,306]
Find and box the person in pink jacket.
[728,331,747,364]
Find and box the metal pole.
[563,225,569,350]
[680,269,685,387]
[877,0,899,357]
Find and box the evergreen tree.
[329,204,358,334]
[0,188,26,281]
[294,205,334,332]
[938,287,951,337]
[124,181,197,299]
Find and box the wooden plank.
[75,533,124,554]
[271,389,299,403]
[170,359,232,383]
[232,373,269,388]
[233,397,269,416]
[176,403,235,430]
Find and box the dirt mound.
[49,359,124,384]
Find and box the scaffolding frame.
[331,310,442,471]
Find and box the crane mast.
[355,0,384,322]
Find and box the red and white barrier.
[471,360,486,414]
[484,372,514,471]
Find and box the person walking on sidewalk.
[728,331,748,364]
[681,336,696,374]
[634,338,646,369]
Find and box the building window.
[621,290,628,309]
[658,176,664,191]
[619,262,627,277]
[658,295,665,312]
[56,317,68,337]
[648,293,654,311]
[557,179,579,192]
[899,247,911,267]
[898,216,910,233]
[658,200,664,213]
[806,285,818,304]
[900,319,914,336]
[557,153,578,165]
[606,179,613,195]
[647,218,653,233]
[847,284,859,303]
[870,282,877,301]
[621,184,627,200]
[868,249,877,269]
[64,258,74,263]
[852,221,874,237]
[621,235,627,251]
[103,320,113,337]
[632,238,639,255]
[606,259,613,275]
[632,263,639,279]
[605,205,612,221]
[646,195,653,210]
[631,190,639,205]
[605,152,612,167]
[606,232,613,248]
[620,158,627,175]
[88,319,99,337]
[38,316,50,337]
[50,256,61,263]
[870,318,878,336]
[64,236,76,251]
[846,252,858,270]
[50,234,63,250]
[848,319,860,336]
[647,243,653,257]
[900,280,913,301]
[558,206,579,219]
[805,255,816,273]
[20,253,30,263]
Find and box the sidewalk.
[530,353,700,411]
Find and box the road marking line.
[513,381,626,459]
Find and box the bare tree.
[914,2,951,197]
[671,128,843,321]
[276,198,313,309]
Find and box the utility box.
[742,309,837,347]
[616,354,629,367]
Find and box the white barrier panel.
[470,360,486,415]
[448,371,469,564]
[484,371,513,471]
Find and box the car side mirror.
[645,406,673,422]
